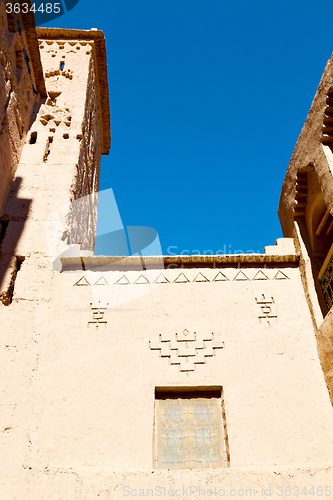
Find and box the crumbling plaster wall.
[278,53,333,296]
[278,53,333,402]
[0,0,41,215]
[279,53,333,238]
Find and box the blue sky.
[44,0,332,255]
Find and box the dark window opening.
[43,137,53,162]
[30,132,37,144]
[46,91,61,106]
[60,61,65,71]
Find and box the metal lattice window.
[319,243,333,311]
[155,389,228,470]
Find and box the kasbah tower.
[4,1,333,499]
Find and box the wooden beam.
[326,219,333,236]
[316,210,330,236]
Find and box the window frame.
[154,386,230,470]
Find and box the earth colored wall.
[2,243,333,498]
[0,0,45,215]
[27,256,333,470]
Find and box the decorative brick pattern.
[87,302,108,329]
[255,294,277,325]
[149,329,225,372]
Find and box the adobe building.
[2,1,333,498]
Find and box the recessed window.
[43,137,53,162]
[155,387,228,470]
[30,132,37,144]
[46,91,61,106]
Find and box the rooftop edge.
[60,253,300,272]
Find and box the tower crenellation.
[0,27,110,304]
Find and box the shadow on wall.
[0,177,32,305]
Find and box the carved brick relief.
[273,271,289,280]
[149,329,225,372]
[39,105,72,128]
[213,272,229,281]
[173,273,190,283]
[93,276,108,286]
[115,275,131,285]
[134,274,150,284]
[253,270,269,280]
[193,272,209,282]
[233,271,250,281]
[45,68,73,80]
[87,302,108,329]
[40,40,89,52]
[255,294,277,325]
[74,276,90,286]
[72,270,290,287]
[154,273,170,284]
[40,40,93,79]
